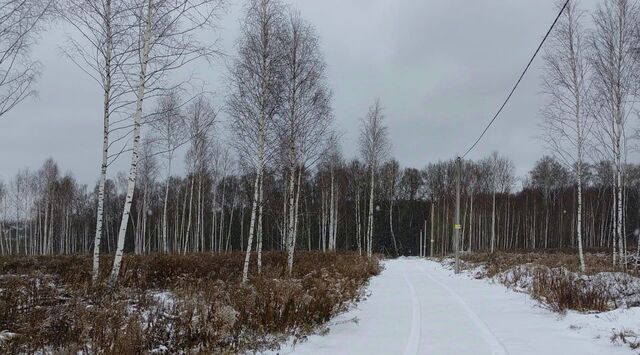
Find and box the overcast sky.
[0,0,605,186]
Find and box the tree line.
[2,153,640,261]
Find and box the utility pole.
[419,230,423,257]
[430,201,435,257]
[454,157,462,274]
[423,219,427,257]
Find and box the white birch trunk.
[329,169,335,251]
[332,188,338,250]
[356,189,361,255]
[184,177,194,253]
[241,171,261,283]
[577,172,586,272]
[288,167,303,275]
[256,173,264,274]
[109,0,152,284]
[286,166,296,273]
[491,191,496,253]
[161,154,172,252]
[367,167,375,257]
[389,197,397,256]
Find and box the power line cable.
[461,0,570,159]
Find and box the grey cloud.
[0,0,607,185]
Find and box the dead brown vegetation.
[0,252,381,354]
[459,250,636,278]
[456,251,639,313]
[530,268,610,312]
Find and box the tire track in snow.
[402,263,422,355]
[418,263,509,355]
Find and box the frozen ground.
[272,258,639,355]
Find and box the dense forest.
[2,154,639,258]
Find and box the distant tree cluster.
[2,154,640,263]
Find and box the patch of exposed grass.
[0,252,381,354]
[530,268,610,313]
[455,251,640,313]
[459,250,635,278]
[610,329,640,350]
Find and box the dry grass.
[529,268,610,312]
[459,250,635,278]
[0,252,381,354]
[610,330,640,350]
[456,251,640,313]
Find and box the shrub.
[530,268,610,313]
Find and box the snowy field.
[273,259,640,355]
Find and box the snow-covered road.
[275,259,637,355]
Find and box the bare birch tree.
[110,0,225,284]
[541,0,591,271]
[359,99,390,257]
[0,0,51,118]
[347,159,366,255]
[278,9,332,275]
[382,159,400,256]
[184,96,217,253]
[59,0,138,281]
[134,135,158,254]
[150,91,187,252]
[227,0,285,283]
[321,132,342,252]
[589,0,638,267]
[485,152,515,253]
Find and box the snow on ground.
[271,259,639,355]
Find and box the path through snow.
[273,259,638,355]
